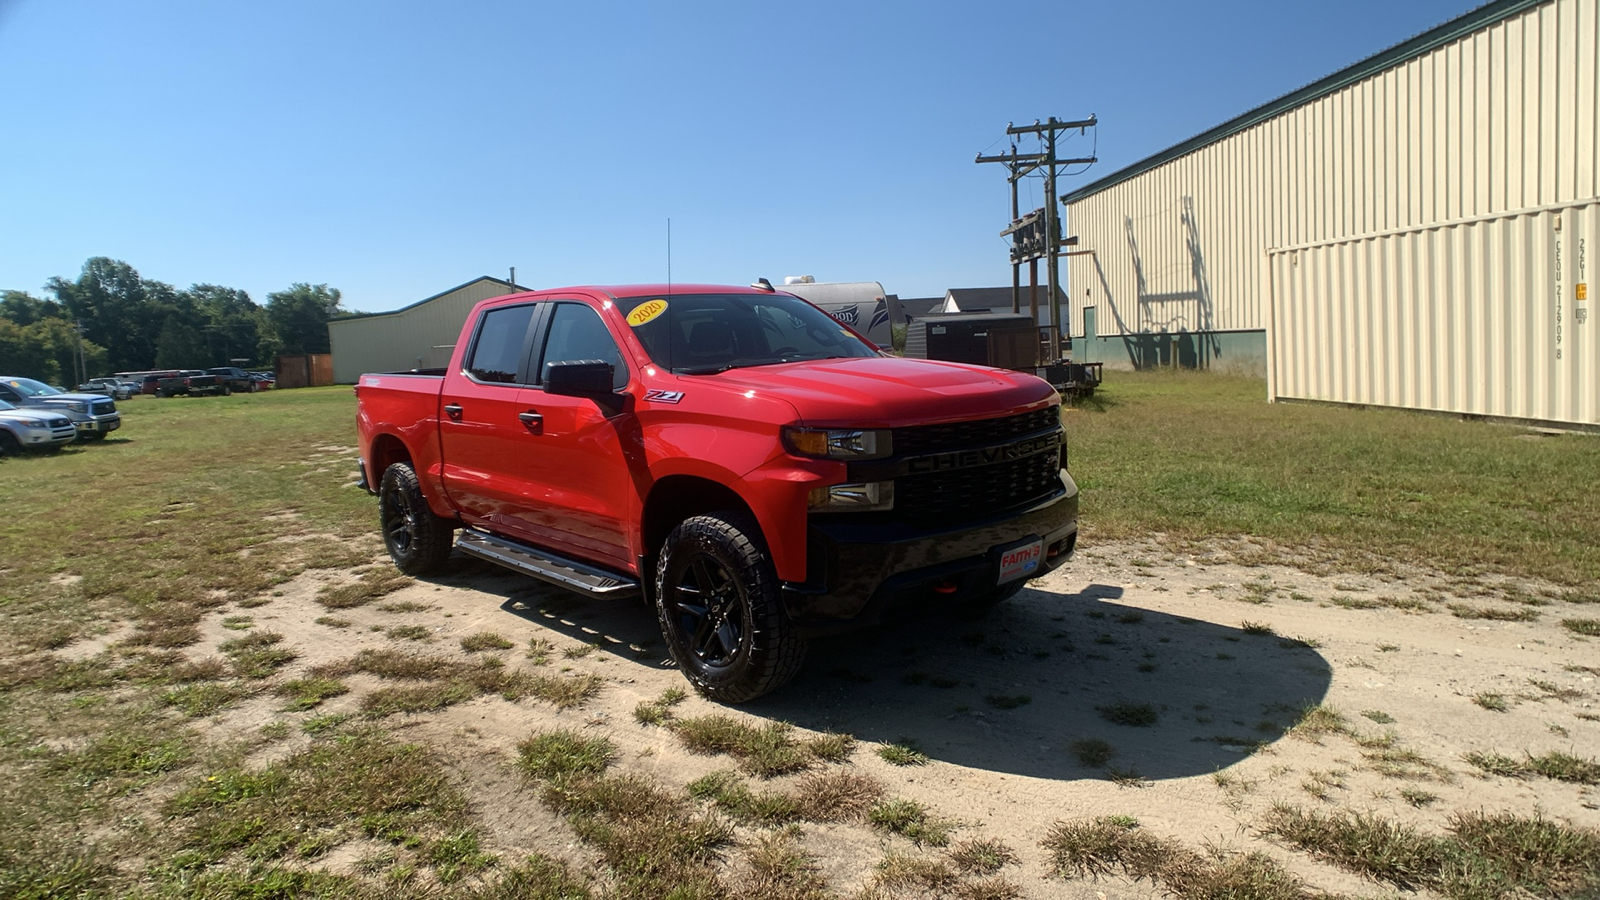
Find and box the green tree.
[0,316,106,383]
[0,290,63,326]
[46,258,167,372]
[265,283,342,355]
[186,284,265,366]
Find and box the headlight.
[16,418,45,427]
[807,480,894,512]
[782,426,892,460]
[63,401,87,413]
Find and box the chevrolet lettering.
[904,433,1060,475]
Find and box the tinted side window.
[466,304,537,384]
[539,303,628,389]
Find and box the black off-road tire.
[655,511,806,703]
[378,461,455,575]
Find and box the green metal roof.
[1060,0,1550,206]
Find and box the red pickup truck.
[356,282,1078,701]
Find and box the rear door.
[437,301,547,539]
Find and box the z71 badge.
[644,389,685,404]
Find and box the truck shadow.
[457,558,1331,783]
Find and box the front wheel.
[654,511,806,703]
[378,462,455,575]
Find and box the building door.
[1082,307,1097,360]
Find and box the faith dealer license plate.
[997,538,1043,584]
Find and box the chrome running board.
[456,528,641,598]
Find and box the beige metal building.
[328,276,520,383]
[1063,0,1596,427]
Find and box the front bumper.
[780,471,1078,635]
[76,415,120,436]
[8,422,77,449]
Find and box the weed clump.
[878,740,929,767]
[1096,701,1159,727]
[670,714,851,777]
[1044,815,1306,899]
[1262,804,1600,899]
[869,798,956,846]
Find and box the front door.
[1082,307,1097,361]
[504,300,636,569]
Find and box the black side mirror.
[545,360,624,414]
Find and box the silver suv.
[0,398,77,454]
[0,377,122,441]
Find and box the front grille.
[896,445,1061,524]
[892,406,1059,457]
[92,400,115,415]
[889,407,1063,526]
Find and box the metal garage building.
[328,276,520,383]
[1062,0,1596,427]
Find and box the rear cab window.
[465,303,539,384]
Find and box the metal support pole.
[1045,126,1061,362]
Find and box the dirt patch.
[142,541,1600,896]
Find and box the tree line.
[0,257,347,384]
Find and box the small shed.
[904,312,1037,369]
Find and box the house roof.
[1060,0,1548,206]
[944,286,1066,312]
[335,276,526,321]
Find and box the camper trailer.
[778,277,900,350]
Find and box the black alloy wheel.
[655,511,805,703]
[669,553,746,670]
[378,461,454,575]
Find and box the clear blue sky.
[1,0,1484,313]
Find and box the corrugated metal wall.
[328,280,514,383]
[1064,0,1597,423]
[1269,199,1594,425]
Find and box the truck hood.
[0,408,71,422]
[37,393,108,405]
[696,356,1056,426]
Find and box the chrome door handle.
[443,403,463,421]
[518,411,543,431]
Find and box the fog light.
[806,480,894,512]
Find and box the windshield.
[0,399,15,411]
[4,378,61,397]
[619,292,879,375]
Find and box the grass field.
[1068,371,1600,589]
[1,375,1596,897]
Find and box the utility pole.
[976,115,1096,362]
[73,319,87,385]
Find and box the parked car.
[155,370,226,397]
[0,377,121,440]
[205,366,256,393]
[76,378,135,400]
[249,373,274,390]
[0,398,77,454]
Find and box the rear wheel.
[378,462,455,575]
[654,511,805,703]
